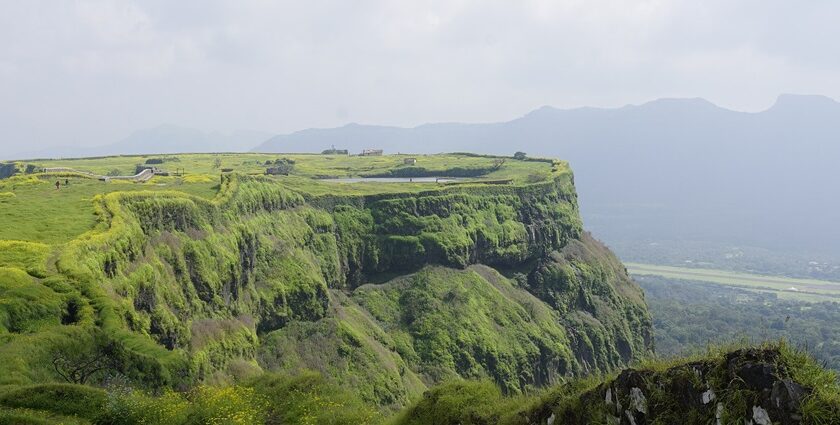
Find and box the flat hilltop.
[0,153,565,244]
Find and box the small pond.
[320,177,459,183]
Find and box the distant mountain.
[255,94,840,255]
[18,125,272,159]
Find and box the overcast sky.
[1,0,839,157]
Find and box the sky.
[1,0,840,157]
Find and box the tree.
[265,158,295,175]
[51,330,123,385]
[513,151,527,160]
[492,158,506,170]
[212,157,223,169]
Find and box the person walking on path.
[55,181,60,190]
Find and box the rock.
[715,403,723,425]
[735,362,776,390]
[771,379,810,411]
[606,387,613,404]
[702,388,716,405]
[725,349,780,391]
[546,413,555,425]
[753,406,772,425]
[625,410,637,425]
[629,387,648,414]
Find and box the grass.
[626,262,840,302]
[32,153,555,182]
[0,176,218,244]
[2,153,561,245]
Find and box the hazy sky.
[1,0,839,157]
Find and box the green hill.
[0,153,835,424]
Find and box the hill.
[1,152,837,424]
[0,153,653,422]
[255,95,840,257]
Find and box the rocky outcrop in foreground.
[531,347,824,425]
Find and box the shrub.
[393,380,506,425]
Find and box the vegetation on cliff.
[0,153,833,424]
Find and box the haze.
[3,0,840,157]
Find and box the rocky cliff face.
[0,170,652,408]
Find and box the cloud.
[0,0,839,156]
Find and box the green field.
[0,177,219,244]
[626,262,840,302]
[33,152,553,181]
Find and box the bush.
[393,380,506,425]
[513,151,527,160]
[265,158,295,175]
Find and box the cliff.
[0,156,651,411]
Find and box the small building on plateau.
[361,149,383,156]
[403,157,417,165]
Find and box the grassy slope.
[0,177,217,244]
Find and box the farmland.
[626,262,840,302]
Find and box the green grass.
[626,262,840,302]
[32,153,556,182]
[0,176,218,244]
[2,154,561,245]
